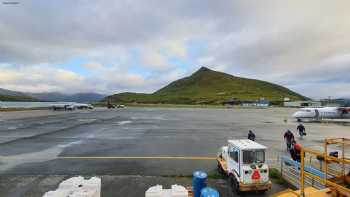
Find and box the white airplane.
[50,104,75,111]
[292,107,350,121]
[50,103,94,111]
[74,103,94,109]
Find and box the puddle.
[263,121,273,124]
[57,140,83,148]
[117,120,132,125]
[78,119,97,123]
[0,140,83,171]
[153,116,167,120]
[87,134,95,138]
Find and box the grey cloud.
[0,0,248,63]
[1,0,350,98]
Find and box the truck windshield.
[243,150,265,164]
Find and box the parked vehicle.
[217,139,272,194]
[51,104,75,111]
[65,105,75,111]
[74,103,94,110]
[117,104,125,108]
[107,103,115,109]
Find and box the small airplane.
[74,103,94,110]
[292,107,350,122]
[50,103,93,111]
[51,104,75,111]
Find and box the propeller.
[338,107,350,114]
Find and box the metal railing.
[300,138,350,197]
[280,155,326,189]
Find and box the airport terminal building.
[283,100,321,108]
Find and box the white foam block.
[145,184,188,197]
[42,176,101,197]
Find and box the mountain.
[106,67,308,105]
[0,88,38,101]
[29,92,106,103]
[0,88,106,103]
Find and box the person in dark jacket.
[248,130,256,141]
[297,124,306,139]
[290,143,301,162]
[284,130,295,150]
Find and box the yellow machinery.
[274,138,350,197]
[272,187,332,197]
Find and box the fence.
[280,155,326,189]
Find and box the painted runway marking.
[57,156,217,160]
[0,156,278,161]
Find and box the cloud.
[0,1,350,98]
[80,62,104,70]
[140,51,175,71]
[0,65,85,93]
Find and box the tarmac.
[0,107,349,196]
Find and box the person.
[297,124,306,138]
[284,130,295,151]
[290,143,301,162]
[248,130,256,141]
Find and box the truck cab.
[217,139,271,193]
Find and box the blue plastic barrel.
[192,170,207,197]
[200,187,220,197]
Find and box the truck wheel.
[259,189,267,194]
[228,175,240,195]
[228,176,235,197]
[233,179,241,195]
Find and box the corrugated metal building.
[283,101,321,108]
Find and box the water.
[0,101,76,108]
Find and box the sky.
[0,0,350,99]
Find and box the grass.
[106,67,307,105]
[0,95,38,102]
[161,171,225,180]
[269,168,286,185]
[125,103,226,108]
[0,108,43,112]
[93,102,278,109]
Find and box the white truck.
[217,139,272,194]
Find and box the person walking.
[284,130,295,151]
[248,130,256,141]
[297,124,306,139]
[290,143,302,162]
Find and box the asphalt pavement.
[0,107,348,196]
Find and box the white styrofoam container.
[171,185,188,197]
[145,184,188,197]
[42,176,101,197]
[145,185,163,197]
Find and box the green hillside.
[106,67,307,105]
[0,88,38,101]
[0,94,38,102]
